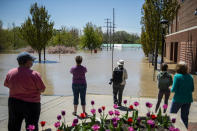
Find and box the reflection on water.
[33,64,54,95]
[0,48,196,100]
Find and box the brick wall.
[165,28,197,72]
[170,0,197,33]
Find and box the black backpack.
[157,72,172,90]
[113,67,123,84]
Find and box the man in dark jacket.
[110,60,128,106]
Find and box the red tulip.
[40,121,46,127]
[80,113,86,118]
[129,105,134,110]
[151,114,157,120]
[102,106,106,111]
[128,117,133,123]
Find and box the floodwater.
[0,47,196,100]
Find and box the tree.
[48,27,79,48]
[0,20,4,50]
[80,22,103,53]
[20,3,54,62]
[141,0,179,69]
[0,20,13,51]
[141,27,149,56]
[94,27,103,49]
[69,28,80,47]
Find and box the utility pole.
[112,8,115,72]
[109,21,112,50]
[105,18,110,51]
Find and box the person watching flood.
[4,52,46,131]
[70,56,87,116]
[110,59,128,106]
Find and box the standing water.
[0,45,196,100]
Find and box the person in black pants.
[8,98,41,131]
[4,52,46,131]
[110,60,128,106]
[155,63,172,113]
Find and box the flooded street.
[0,47,196,100]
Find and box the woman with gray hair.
[170,61,194,128]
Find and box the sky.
[0,0,145,34]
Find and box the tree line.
[0,21,28,50]
[0,22,140,52]
[103,31,140,44]
[0,3,103,62]
[0,2,141,62]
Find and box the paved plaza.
[1,94,196,130]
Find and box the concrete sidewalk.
[0,94,196,131]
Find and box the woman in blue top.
[170,61,194,128]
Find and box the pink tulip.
[163,104,168,109]
[54,121,60,128]
[92,124,100,131]
[146,102,153,108]
[134,101,139,107]
[128,127,134,131]
[27,125,35,131]
[113,104,118,109]
[108,110,114,116]
[114,110,120,116]
[91,109,96,115]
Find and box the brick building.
[165,0,197,73]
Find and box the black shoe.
[84,112,88,117]
[114,101,118,105]
[44,128,52,131]
[118,103,122,107]
[72,112,77,116]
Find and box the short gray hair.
[176,61,188,74]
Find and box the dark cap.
[17,52,36,64]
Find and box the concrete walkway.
[0,94,196,131]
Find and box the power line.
[109,21,112,50]
[104,18,110,51]
[116,24,141,29]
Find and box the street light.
[160,19,168,65]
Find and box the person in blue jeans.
[170,61,194,128]
[70,56,87,116]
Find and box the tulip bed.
[34,100,180,131]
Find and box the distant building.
[165,0,197,73]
